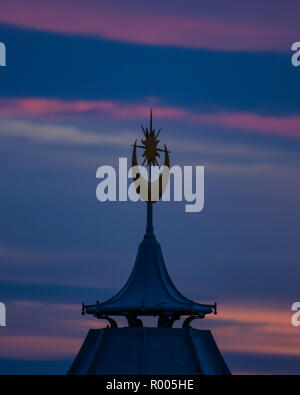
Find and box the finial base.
[145,202,155,238]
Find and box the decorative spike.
[141,124,146,137]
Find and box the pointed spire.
[82,110,217,328]
[146,108,154,238]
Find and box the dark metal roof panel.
[84,236,215,317]
[68,327,230,375]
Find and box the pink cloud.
[1,299,299,372]
[0,97,299,138]
[0,1,297,51]
[193,112,300,138]
[212,304,300,357]
[0,335,81,359]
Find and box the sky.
[0,0,300,374]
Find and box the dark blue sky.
[0,1,300,374]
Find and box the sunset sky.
[0,0,300,374]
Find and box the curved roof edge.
[83,233,216,320]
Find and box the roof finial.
[131,111,171,235]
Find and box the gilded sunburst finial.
[132,109,170,168]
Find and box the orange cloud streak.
[0,335,81,359]
[0,300,298,363]
[211,304,300,357]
